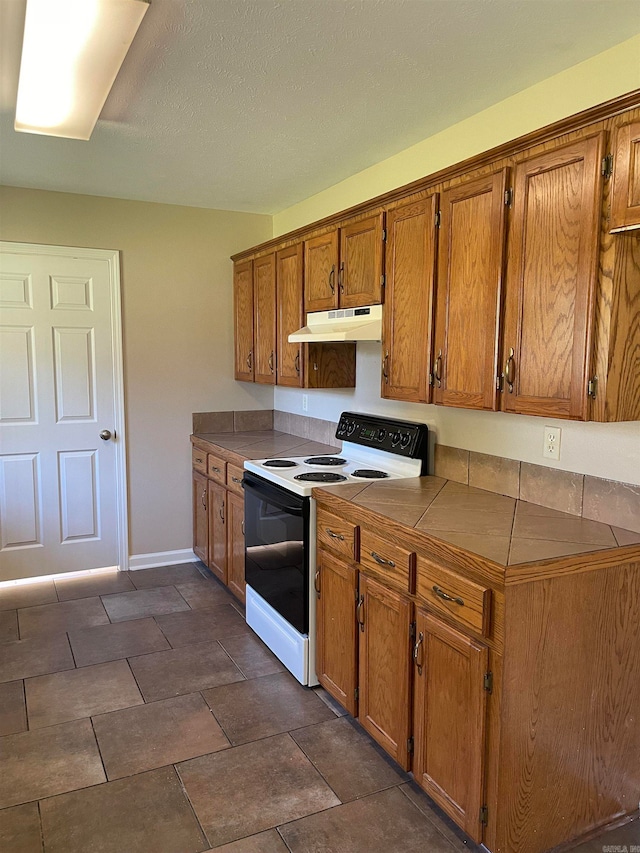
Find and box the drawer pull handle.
[371,551,395,568]
[231,477,242,484]
[211,466,221,474]
[201,489,207,510]
[413,631,424,675]
[326,528,345,541]
[219,502,225,523]
[432,585,464,607]
[195,456,203,464]
[314,569,321,598]
[356,594,365,631]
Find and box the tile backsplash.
[434,444,640,535]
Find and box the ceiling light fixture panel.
[15,0,149,140]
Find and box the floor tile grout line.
[396,782,477,851]
[36,798,45,853]
[172,760,214,849]
[88,715,110,784]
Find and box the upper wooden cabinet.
[305,231,339,312]
[502,135,604,419]
[233,259,254,381]
[382,195,438,403]
[304,213,385,313]
[253,253,277,384]
[276,243,305,387]
[433,170,509,411]
[610,119,640,232]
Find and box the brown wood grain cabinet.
[433,169,509,411]
[207,479,227,584]
[382,195,438,403]
[412,609,489,844]
[610,119,640,232]
[253,252,277,384]
[501,135,605,419]
[357,572,413,770]
[192,470,208,564]
[315,548,359,716]
[233,259,254,381]
[276,243,305,386]
[314,488,640,852]
[226,491,245,604]
[304,214,385,313]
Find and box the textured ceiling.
[0,0,639,214]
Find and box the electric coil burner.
[294,472,347,483]
[243,411,429,686]
[303,457,346,465]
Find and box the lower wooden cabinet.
[226,491,246,604]
[208,480,227,584]
[412,608,489,843]
[315,549,359,716]
[192,471,208,564]
[357,573,413,770]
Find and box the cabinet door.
[382,196,438,403]
[253,253,277,384]
[339,213,385,308]
[412,609,488,843]
[433,170,508,410]
[305,231,339,313]
[316,549,358,716]
[276,243,304,387]
[208,480,227,584]
[502,135,604,419]
[226,491,245,603]
[192,471,208,564]
[233,259,254,381]
[358,573,412,769]
[610,120,640,232]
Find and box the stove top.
[244,412,429,497]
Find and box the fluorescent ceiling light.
[15,0,149,140]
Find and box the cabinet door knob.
[356,594,365,631]
[201,489,206,510]
[413,631,424,675]
[382,351,389,384]
[246,350,253,371]
[434,350,443,386]
[294,352,300,375]
[339,261,345,294]
[504,347,516,393]
[329,265,335,294]
[268,351,274,373]
[219,502,225,523]
[314,569,321,598]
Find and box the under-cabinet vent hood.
[288,304,382,343]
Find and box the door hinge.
[409,621,416,639]
[480,805,489,826]
[407,736,414,755]
[587,376,598,399]
[382,228,387,242]
[483,671,493,694]
[428,372,434,387]
[380,274,385,289]
[504,187,513,207]
[496,374,503,392]
[355,687,359,701]
[601,154,613,179]
[435,211,441,228]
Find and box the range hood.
[288,304,382,343]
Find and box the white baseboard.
[127,549,197,571]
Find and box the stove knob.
[391,431,401,446]
[400,433,411,449]
[377,428,386,442]
[346,421,357,436]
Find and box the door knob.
[99,429,113,441]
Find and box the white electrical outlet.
[302,394,308,412]
[543,426,561,460]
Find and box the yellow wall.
[272,35,640,487]
[274,33,640,234]
[0,186,272,559]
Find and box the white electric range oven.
[242,411,429,686]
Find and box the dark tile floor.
[0,563,638,852]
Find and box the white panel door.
[0,243,126,581]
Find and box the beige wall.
[0,185,273,559]
[273,36,640,487]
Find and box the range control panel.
[335,412,429,467]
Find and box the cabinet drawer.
[226,463,245,496]
[207,452,227,485]
[359,530,414,593]
[416,557,491,637]
[317,508,358,561]
[192,447,207,475]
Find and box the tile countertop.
[191,432,640,570]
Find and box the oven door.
[243,472,310,635]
